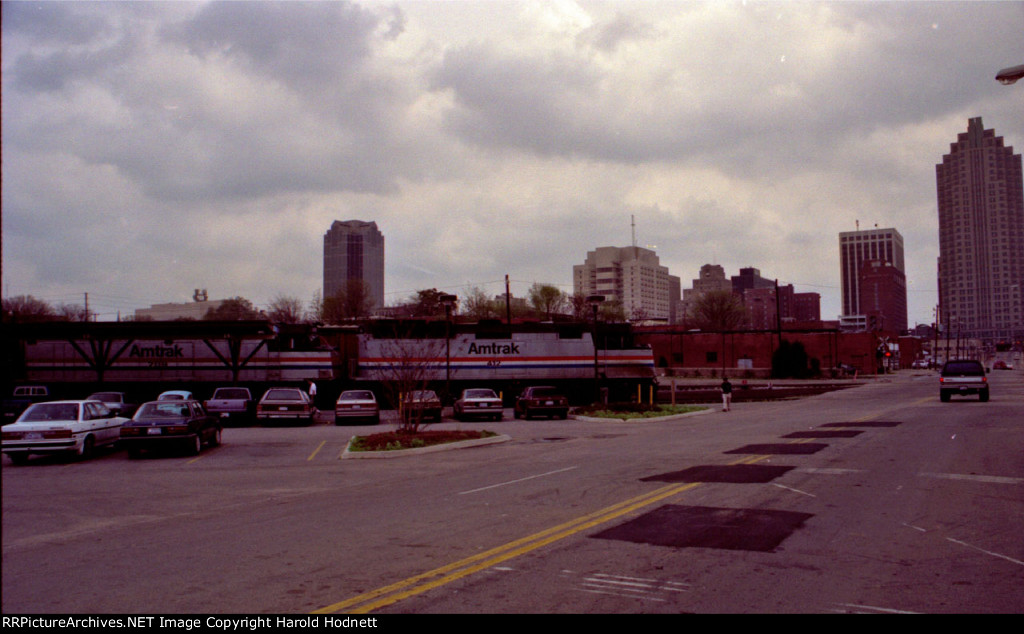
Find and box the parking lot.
[4,372,1023,614]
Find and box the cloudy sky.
[2,1,1022,326]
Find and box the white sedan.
[453,388,504,421]
[2,400,127,464]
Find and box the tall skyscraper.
[839,226,906,331]
[936,117,1024,342]
[573,246,681,323]
[323,220,385,311]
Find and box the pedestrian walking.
[720,377,733,412]
[307,379,317,407]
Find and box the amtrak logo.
[129,344,185,358]
[467,342,520,355]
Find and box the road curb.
[572,407,714,423]
[341,433,513,459]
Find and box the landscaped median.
[342,404,710,458]
[571,403,711,422]
[342,429,511,459]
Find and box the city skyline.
[2,2,1022,328]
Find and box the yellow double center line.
[312,479,707,614]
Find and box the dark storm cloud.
[429,1,1023,178]
[164,0,379,94]
[3,1,420,205]
[1,0,116,46]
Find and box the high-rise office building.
[323,220,385,311]
[573,246,681,323]
[839,226,906,331]
[936,117,1024,342]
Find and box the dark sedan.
[120,400,222,457]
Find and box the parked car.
[86,391,137,417]
[120,399,221,457]
[992,360,1014,370]
[158,390,194,401]
[256,388,317,424]
[454,388,504,421]
[2,385,50,425]
[514,386,569,420]
[2,400,126,463]
[204,387,255,424]
[911,359,929,369]
[939,360,989,402]
[402,390,442,423]
[334,390,380,425]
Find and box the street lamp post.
[440,294,458,404]
[587,295,605,404]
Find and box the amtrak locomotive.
[3,319,655,405]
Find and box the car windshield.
[409,391,437,400]
[265,389,302,401]
[340,391,374,401]
[21,403,79,422]
[465,389,497,398]
[944,361,984,375]
[214,389,249,399]
[135,402,190,418]
[88,392,120,401]
[530,388,560,397]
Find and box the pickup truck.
[2,386,50,425]
[86,391,138,417]
[939,360,989,402]
[204,387,254,424]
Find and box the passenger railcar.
[4,321,334,398]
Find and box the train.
[2,318,656,406]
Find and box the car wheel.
[210,428,222,447]
[940,391,951,402]
[980,390,990,402]
[189,434,202,456]
[78,435,96,460]
[7,452,29,465]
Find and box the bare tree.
[267,294,305,324]
[528,283,566,320]
[2,295,56,322]
[368,334,446,434]
[323,280,374,323]
[55,303,90,322]
[462,286,500,321]
[205,297,261,320]
[687,290,749,331]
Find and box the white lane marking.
[771,483,816,497]
[458,466,579,494]
[572,572,691,602]
[919,472,1023,485]
[834,603,920,614]
[946,538,1024,566]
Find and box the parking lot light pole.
[440,294,458,404]
[587,295,605,404]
